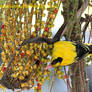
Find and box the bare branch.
[53,22,67,42]
[82,22,90,42]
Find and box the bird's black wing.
[75,43,90,60]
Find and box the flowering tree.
[0,0,92,92]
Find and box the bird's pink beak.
[44,65,52,70]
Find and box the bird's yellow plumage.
[18,37,92,67]
[43,40,92,69]
[51,41,90,67]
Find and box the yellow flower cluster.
[0,0,63,91]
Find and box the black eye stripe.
[57,57,63,63]
[51,57,63,65]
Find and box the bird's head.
[45,57,63,70]
[51,57,63,67]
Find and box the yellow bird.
[19,37,92,67]
[50,41,92,67]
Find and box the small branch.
[88,30,91,43]
[3,54,15,77]
[64,67,70,92]
[80,17,86,23]
[50,72,55,92]
[53,22,67,42]
[67,68,72,91]
[82,21,89,42]
[88,22,92,43]
[19,37,54,49]
[77,0,90,19]
[88,3,92,7]
[0,80,2,84]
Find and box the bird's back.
[52,41,77,66]
[52,41,91,66]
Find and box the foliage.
[0,0,92,92]
[0,0,64,91]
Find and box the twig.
[82,22,89,42]
[77,0,90,19]
[50,72,55,92]
[64,67,70,92]
[53,22,67,42]
[67,68,72,92]
[88,29,91,43]
[88,3,92,7]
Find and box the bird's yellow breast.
[52,41,77,66]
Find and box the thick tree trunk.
[71,60,89,92]
[62,0,90,91]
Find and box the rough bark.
[69,0,90,91]
[63,0,90,92]
[70,60,89,92]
